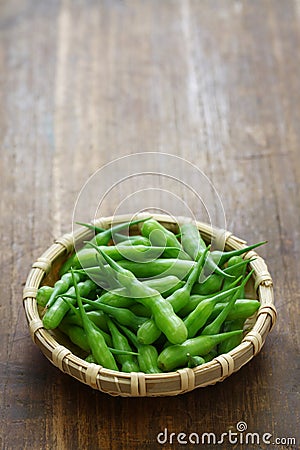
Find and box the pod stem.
[201,269,254,335]
[185,246,210,292]
[77,216,152,237]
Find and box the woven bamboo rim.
[23,213,276,397]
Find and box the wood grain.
[1,0,299,449]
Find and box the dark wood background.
[1,1,299,449]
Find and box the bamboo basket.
[23,213,276,397]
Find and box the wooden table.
[1,1,299,449]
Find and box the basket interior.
[37,220,259,363]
